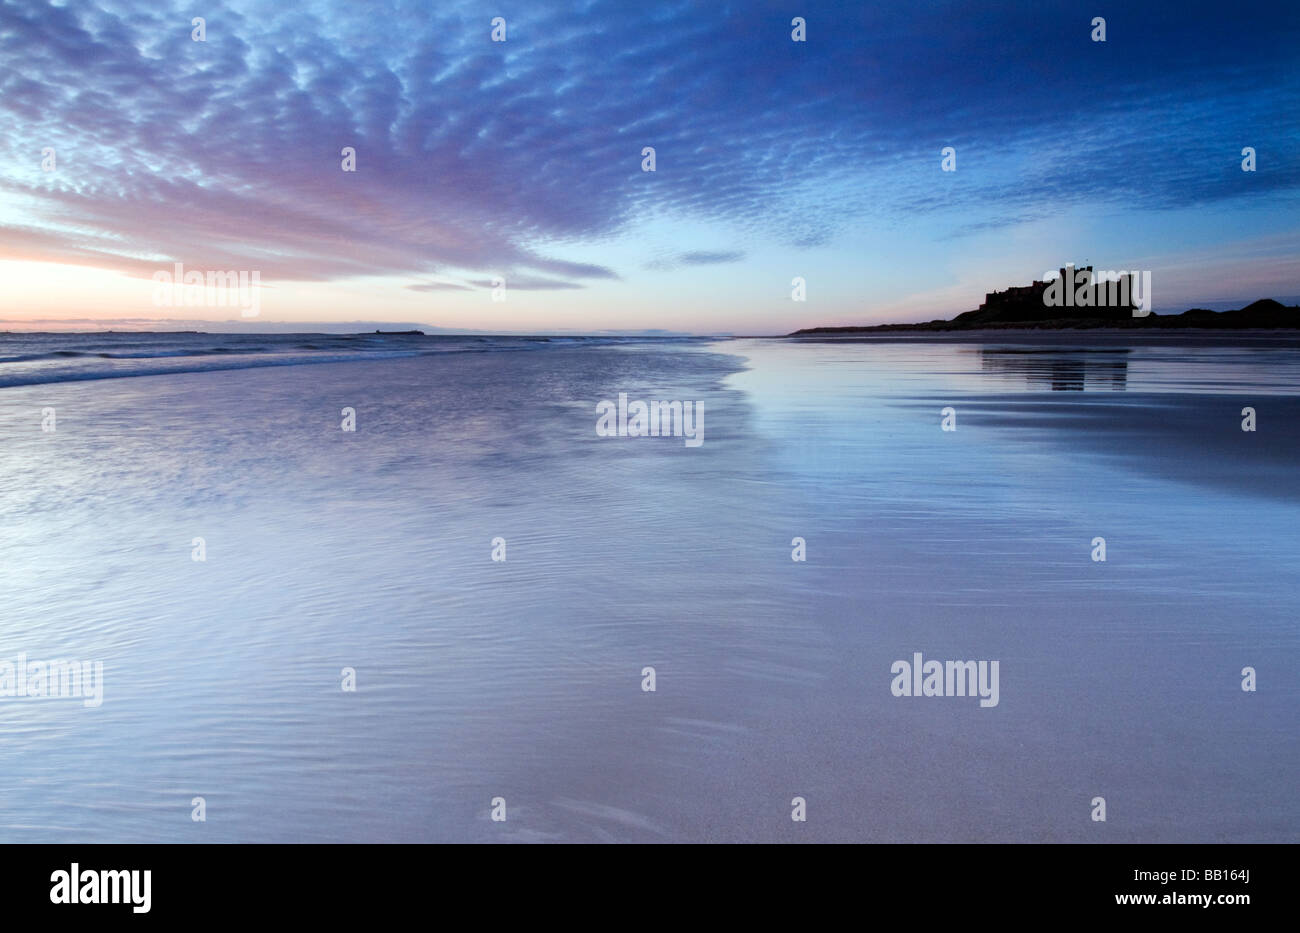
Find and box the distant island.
[790,266,1299,334]
[373,329,426,335]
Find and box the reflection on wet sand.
[979,348,1129,390]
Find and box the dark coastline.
[781,329,1300,348]
[789,298,1300,340]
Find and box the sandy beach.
[0,335,1294,841]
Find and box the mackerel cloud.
[1,0,1297,290]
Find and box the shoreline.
[776,328,1300,347]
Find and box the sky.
[1,0,1298,334]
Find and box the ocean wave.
[0,334,709,388]
[0,350,426,388]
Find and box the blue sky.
[1,0,1298,332]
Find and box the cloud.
[679,250,746,265]
[406,281,472,292]
[645,249,746,270]
[0,0,1296,295]
[466,275,584,290]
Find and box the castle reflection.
[979,348,1129,390]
